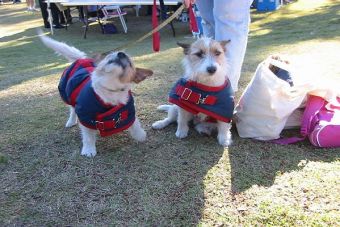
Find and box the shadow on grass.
[1,2,340,225]
[0,89,226,225]
[2,88,340,225]
[229,128,340,193]
[229,2,340,193]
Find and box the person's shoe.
[53,24,65,29]
[62,18,73,25]
[44,24,51,29]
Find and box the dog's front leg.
[79,124,97,157]
[176,108,193,139]
[217,121,232,147]
[65,106,77,127]
[128,118,146,142]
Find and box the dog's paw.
[81,147,97,157]
[217,134,232,147]
[152,121,165,130]
[132,129,147,142]
[65,119,77,128]
[175,129,188,139]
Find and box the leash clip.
[114,113,122,128]
[198,95,208,104]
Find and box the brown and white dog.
[152,37,234,147]
[38,31,153,157]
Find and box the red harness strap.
[95,110,129,131]
[175,85,217,105]
[69,77,91,106]
[93,91,133,133]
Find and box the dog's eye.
[215,51,222,56]
[195,51,204,58]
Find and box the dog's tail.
[37,29,87,62]
[152,104,178,130]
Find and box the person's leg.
[78,6,84,21]
[50,3,64,28]
[213,0,253,91]
[64,8,72,23]
[30,0,39,11]
[195,0,215,38]
[27,0,36,10]
[59,10,66,24]
[26,0,31,10]
[38,0,49,27]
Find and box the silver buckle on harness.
[95,121,105,131]
[181,88,192,101]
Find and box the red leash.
[152,0,161,52]
[188,3,199,33]
[151,2,199,52]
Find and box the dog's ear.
[177,42,191,55]
[219,40,231,52]
[133,68,153,83]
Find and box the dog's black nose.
[207,66,217,74]
[117,52,127,59]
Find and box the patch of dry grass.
[1,1,340,226]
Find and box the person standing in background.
[26,0,38,11]
[38,0,65,28]
[183,0,253,92]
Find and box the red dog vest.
[58,59,136,137]
[169,78,234,123]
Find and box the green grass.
[0,153,8,164]
[1,0,340,226]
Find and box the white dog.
[38,31,153,157]
[152,37,234,147]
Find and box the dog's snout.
[117,52,127,59]
[207,66,217,74]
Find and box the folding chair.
[101,5,128,33]
[82,5,105,38]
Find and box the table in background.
[47,0,181,38]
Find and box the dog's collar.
[185,80,228,92]
[99,83,128,93]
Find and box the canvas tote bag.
[235,56,313,140]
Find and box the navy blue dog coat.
[169,78,234,123]
[59,59,136,137]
